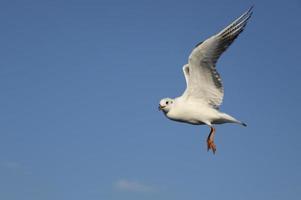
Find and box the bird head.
[158,98,174,113]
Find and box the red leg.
[207,127,216,154]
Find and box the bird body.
[161,97,242,126]
[158,7,253,154]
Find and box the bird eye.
[166,101,169,105]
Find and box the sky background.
[0,0,300,199]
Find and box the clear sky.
[0,0,300,199]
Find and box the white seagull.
[159,7,253,154]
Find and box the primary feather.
[183,6,253,108]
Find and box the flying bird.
[159,7,253,154]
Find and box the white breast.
[165,98,219,125]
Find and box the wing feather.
[182,6,253,108]
[182,64,190,96]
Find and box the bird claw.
[206,126,216,154]
[207,139,216,154]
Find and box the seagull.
[158,7,253,154]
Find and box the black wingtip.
[248,5,255,15]
[242,122,247,127]
[249,5,255,11]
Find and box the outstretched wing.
[182,6,253,108]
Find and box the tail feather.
[218,113,247,127]
[241,122,247,127]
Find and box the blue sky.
[0,0,300,199]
